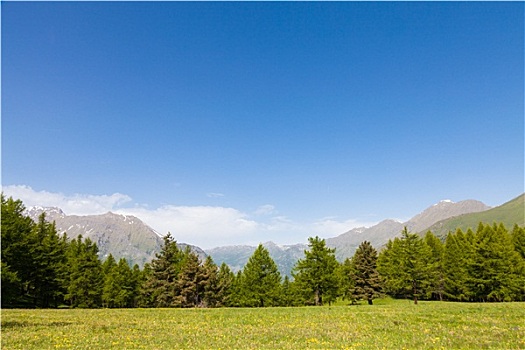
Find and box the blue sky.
[2,2,523,248]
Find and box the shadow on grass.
[1,320,73,328]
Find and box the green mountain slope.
[423,193,524,238]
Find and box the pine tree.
[378,228,430,304]
[240,244,282,307]
[511,224,525,259]
[102,254,118,307]
[27,214,67,307]
[114,258,135,307]
[424,232,445,301]
[215,262,234,307]
[1,261,21,307]
[201,256,220,307]
[443,229,474,301]
[65,235,103,308]
[293,236,339,306]
[130,264,144,307]
[350,241,382,305]
[1,195,36,307]
[338,257,356,303]
[140,233,185,307]
[174,249,205,307]
[401,228,431,304]
[103,256,135,308]
[280,275,295,306]
[471,223,524,301]
[377,238,403,297]
[228,270,244,307]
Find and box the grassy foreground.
[2,299,524,349]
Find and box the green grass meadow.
[2,300,524,349]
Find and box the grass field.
[2,299,524,349]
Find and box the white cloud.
[2,185,131,215]
[2,185,259,248]
[206,192,224,198]
[116,205,260,248]
[2,185,378,249]
[254,204,276,216]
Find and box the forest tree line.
[2,195,524,308]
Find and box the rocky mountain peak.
[24,207,204,268]
[406,199,490,233]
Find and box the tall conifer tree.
[141,233,184,307]
[65,236,103,308]
[293,236,339,306]
[240,244,282,307]
[350,241,382,305]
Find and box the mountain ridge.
[422,193,524,238]
[325,198,490,261]
[26,207,206,267]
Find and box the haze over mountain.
[205,242,307,278]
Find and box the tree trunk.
[368,298,373,305]
[413,280,418,305]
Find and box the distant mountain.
[326,199,490,261]
[423,193,524,239]
[406,199,490,233]
[206,242,307,278]
[26,207,206,267]
[208,198,494,275]
[326,219,404,261]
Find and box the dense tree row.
[2,195,524,308]
[1,195,142,308]
[378,224,525,303]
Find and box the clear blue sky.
[2,2,524,248]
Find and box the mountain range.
[325,198,490,261]
[26,207,206,268]
[26,194,524,275]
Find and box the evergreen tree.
[174,249,206,307]
[130,263,144,307]
[378,228,430,304]
[240,244,282,307]
[443,229,475,301]
[377,237,405,298]
[424,232,445,301]
[102,254,118,307]
[114,258,135,307]
[140,233,185,307]
[102,254,117,276]
[228,270,244,307]
[400,228,431,304]
[280,275,295,306]
[27,214,67,307]
[293,236,339,306]
[215,262,234,307]
[349,241,382,305]
[137,263,152,307]
[1,195,36,307]
[471,223,524,301]
[338,257,356,303]
[511,224,525,259]
[103,256,135,308]
[65,235,103,308]
[1,261,21,307]
[201,256,220,307]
